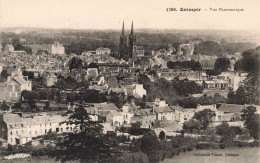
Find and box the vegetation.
[167,60,202,71]
[241,106,260,140]
[140,130,162,162]
[234,48,260,73]
[194,41,255,56]
[56,105,112,162]
[178,93,227,108]
[193,109,216,130]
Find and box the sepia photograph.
[0,0,259,162]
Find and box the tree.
[193,109,216,130]
[172,79,203,96]
[138,73,150,84]
[141,130,162,162]
[183,119,200,133]
[241,106,260,140]
[1,69,8,78]
[21,90,38,102]
[214,57,231,73]
[129,122,144,136]
[216,122,229,135]
[68,57,83,72]
[55,79,66,91]
[234,48,260,73]
[38,90,48,100]
[0,101,10,111]
[57,105,112,162]
[228,72,259,105]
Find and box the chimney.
[7,76,11,82]
[197,104,201,110]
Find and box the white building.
[153,99,175,121]
[121,103,136,125]
[3,44,14,53]
[46,73,58,87]
[96,47,111,55]
[132,84,146,98]
[0,113,73,145]
[219,72,248,91]
[51,42,65,55]
[0,69,32,102]
[106,110,123,127]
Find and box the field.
[161,147,260,163]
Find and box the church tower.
[128,21,136,58]
[119,21,128,60]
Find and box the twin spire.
[121,21,134,35]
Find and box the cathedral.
[119,21,136,60]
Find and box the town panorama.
[0,23,259,162]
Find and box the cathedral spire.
[122,21,125,35]
[131,21,134,35]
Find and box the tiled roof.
[86,103,119,111]
[108,110,122,117]
[13,76,27,85]
[153,106,174,113]
[217,104,250,113]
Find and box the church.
[119,21,144,60]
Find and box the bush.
[171,136,198,149]
[181,145,188,152]
[187,146,193,151]
[220,143,226,149]
[161,141,174,160]
[196,143,220,149]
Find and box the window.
[10,131,12,135]
[29,131,32,135]
[21,124,23,127]
[50,123,52,126]
[35,131,37,135]
[16,131,18,135]
[66,127,69,132]
[10,92,12,97]
[22,130,24,134]
[60,128,63,132]
[15,92,18,97]
[12,85,15,91]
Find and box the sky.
[0,0,259,31]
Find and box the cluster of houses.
[82,47,111,56]
[0,38,256,147]
[1,97,259,146]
